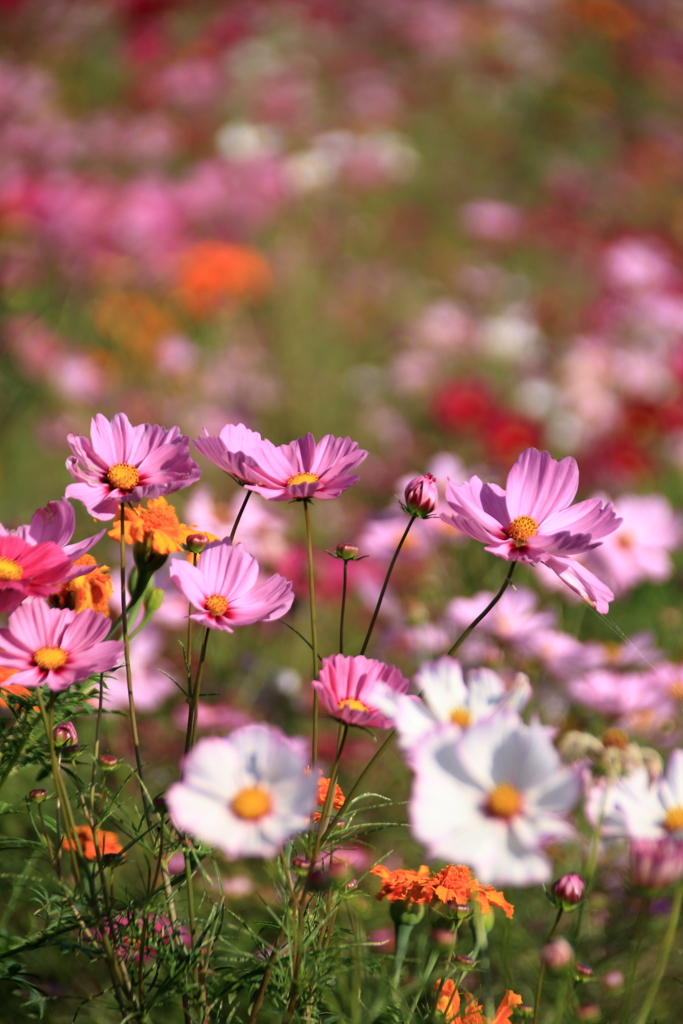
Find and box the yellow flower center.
[107,463,140,492]
[664,806,683,832]
[487,782,523,819]
[287,472,320,486]
[0,557,23,581]
[449,707,472,727]
[33,646,69,671]
[338,697,371,713]
[205,594,228,617]
[230,786,273,820]
[507,515,539,545]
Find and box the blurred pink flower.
[169,539,293,632]
[442,448,620,612]
[103,627,175,713]
[602,237,677,293]
[460,200,523,243]
[185,487,289,569]
[65,413,201,520]
[629,838,683,890]
[446,585,556,656]
[0,534,86,613]
[0,600,122,690]
[313,654,409,729]
[569,669,665,732]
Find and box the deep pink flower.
[313,654,409,729]
[0,600,123,690]
[0,498,105,559]
[169,539,294,632]
[629,838,683,890]
[441,448,621,612]
[65,413,201,520]
[194,424,367,501]
[403,473,438,517]
[0,535,87,614]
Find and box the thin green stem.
[185,628,210,755]
[634,879,683,1024]
[323,729,395,840]
[532,907,563,1024]
[186,552,198,667]
[448,562,516,657]
[310,723,348,868]
[393,923,413,987]
[621,898,650,1024]
[303,500,320,763]
[339,560,348,655]
[360,515,416,656]
[572,781,611,946]
[230,489,253,542]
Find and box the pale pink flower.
[460,200,523,243]
[166,724,316,859]
[313,654,409,729]
[568,670,665,732]
[0,600,123,691]
[184,486,289,569]
[65,413,201,520]
[103,627,175,713]
[0,497,105,560]
[193,424,275,486]
[442,448,621,612]
[446,586,556,656]
[599,750,683,841]
[629,838,683,890]
[0,535,87,614]
[169,539,293,632]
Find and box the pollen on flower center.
[107,463,140,492]
[338,697,371,713]
[33,646,69,671]
[507,515,539,544]
[230,786,273,820]
[205,594,228,617]
[0,557,23,581]
[287,472,320,486]
[450,707,472,727]
[486,782,523,819]
[664,806,683,831]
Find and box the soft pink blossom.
[568,669,664,732]
[460,200,523,243]
[0,534,87,613]
[103,627,175,713]
[446,585,556,656]
[404,473,438,517]
[169,539,293,632]
[0,600,123,691]
[184,486,289,569]
[313,654,409,729]
[0,497,105,560]
[629,838,683,890]
[65,413,201,520]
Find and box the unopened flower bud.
[346,878,358,891]
[403,474,438,517]
[576,1005,601,1022]
[601,970,624,992]
[431,928,457,950]
[98,754,118,770]
[454,954,475,966]
[390,901,426,927]
[291,856,311,873]
[144,588,165,614]
[185,533,210,554]
[541,937,573,971]
[551,873,586,910]
[446,901,472,919]
[28,789,47,803]
[516,1007,534,1019]
[575,963,594,980]
[153,796,168,814]
[53,721,78,748]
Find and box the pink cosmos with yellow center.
[313,654,409,729]
[0,534,90,615]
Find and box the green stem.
[620,898,651,1024]
[448,562,516,657]
[310,723,348,868]
[339,560,348,655]
[303,500,320,763]
[185,628,210,755]
[360,516,416,656]
[230,489,253,542]
[634,880,683,1024]
[532,907,563,1024]
[323,729,395,840]
[393,923,414,987]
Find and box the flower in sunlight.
[0,535,89,614]
[0,497,105,560]
[52,554,113,616]
[313,654,409,729]
[107,496,206,555]
[63,826,123,861]
[434,982,522,1023]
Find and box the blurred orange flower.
[63,825,123,861]
[434,983,522,1023]
[92,291,177,357]
[371,864,432,903]
[54,554,113,616]
[175,241,272,316]
[314,776,345,821]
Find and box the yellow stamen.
[107,463,140,492]
[230,786,272,820]
[338,697,371,713]
[507,515,539,545]
[287,472,320,486]
[487,782,522,819]
[205,594,228,617]
[33,646,68,671]
[0,557,23,581]
[664,806,683,832]
[602,728,629,750]
[449,707,472,727]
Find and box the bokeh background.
[3,0,683,1019]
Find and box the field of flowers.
[2,1,683,1022]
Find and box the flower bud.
[291,856,311,875]
[454,954,475,967]
[515,1007,534,1019]
[430,928,457,950]
[575,963,594,980]
[98,754,119,770]
[551,873,586,910]
[153,796,168,814]
[144,588,165,614]
[185,533,210,554]
[576,1005,601,1022]
[403,474,438,517]
[329,542,364,561]
[53,721,78,748]
[28,789,47,803]
[390,901,426,927]
[541,937,573,971]
[601,969,624,992]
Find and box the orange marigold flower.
[371,864,432,903]
[175,241,272,317]
[54,554,113,616]
[428,864,514,919]
[108,497,201,555]
[313,776,345,822]
[63,825,123,861]
[0,676,38,715]
[434,983,522,1024]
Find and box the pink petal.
[505,449,579,523]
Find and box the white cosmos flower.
[594,749,683,841]
[166,725,317,859]
[371,656,531,754]
[410,712,581,885]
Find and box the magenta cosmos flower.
[194,423,367,501]
[0,535,87,614]
[169,539,293,631]
[65,413,201,520]
[313,654,409,729]
[0,498,105,560]
[0,600,123,690]
[441,448,621,613]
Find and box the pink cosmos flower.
[0,535,88,614]
[629,838,683,890]
[313,654,409,729]
[446,586,556,657]
[441,448,621,612]
[65,413,201,520]
[169,539,293,632]
[568,669,665,733]
[0,600,123,691]
[194,423,367,501]
[0,498,105,560]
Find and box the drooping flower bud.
[28,789,47,803]
[403,474,438,518]
[551,873,586,910]
[185,533,210,554]
[53,721,78,748]
[541,937,573,971]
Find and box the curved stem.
[447,562,516,657]
[339,560,348,655]
[360,515,416,656]
[323,729,395,840]
[303,500,320,763]
[532,907,563,1024]
[230,489,253,543]
[634,879,683,1024]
